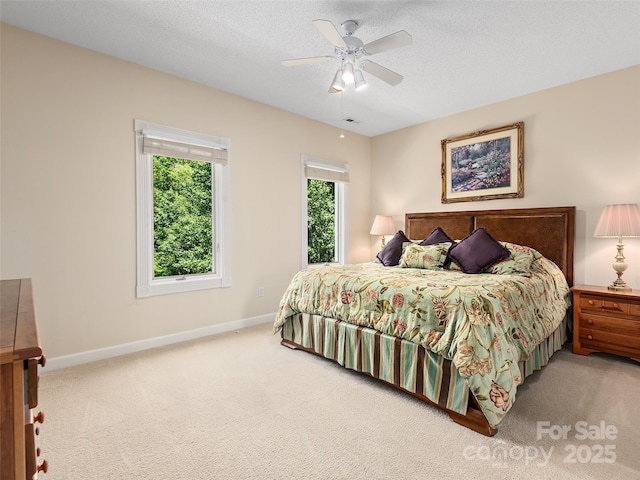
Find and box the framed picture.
[441,122,524,203]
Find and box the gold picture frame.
[441,122,524,204]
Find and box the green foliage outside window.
[307,179,336,264]
[153,156,213,277]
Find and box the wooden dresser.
[571,284,640,362]
[1,279,47,479]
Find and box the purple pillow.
[447,228,510,274]
[376,230,411,266]
[419,227,454,246]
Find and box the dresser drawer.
[579,313,640,337]
[27,358,39,409]
[25,423,36,478]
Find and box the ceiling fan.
[282,19,412,93]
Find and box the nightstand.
[571,285,640,362]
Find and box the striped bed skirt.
[280,313,568,416]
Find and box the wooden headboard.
[405,206,575,286]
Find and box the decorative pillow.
[447,228,510,274]
[419,227,454,246]
[486,242,541,276]
[399,242,452,269]
[376,230,412,266]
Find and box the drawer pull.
[33,411,45,424]
[39,355,47,367]
[588,300,595,306]
[38,459,48,474]
[587,319,593,324]
[613,303,619,308]
[587,334,593,340]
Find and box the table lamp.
[370,215,396,248]
[593,203,640,291]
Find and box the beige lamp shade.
[370,215,396,248]
[593,203,640,291]
[593,204,640,238]
[370,215,396,236]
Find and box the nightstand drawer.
[579,313,640,337]
[579,294,603,311]
[580,294,629,314]
[603,298,628,315]
[580,328,640,358]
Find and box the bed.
[274,206,575,436]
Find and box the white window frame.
[135,119,231,298]
[301,155,348,269]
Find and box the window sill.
[306,262,340,269]
[137,274,232,298]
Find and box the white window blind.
[142,134,228,165]
[304,158,349,183]
[142,129,228,165]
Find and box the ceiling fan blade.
[312,19,347,48]
[361,61,404,86]
[282,56,333,67]
[363,30,412,55]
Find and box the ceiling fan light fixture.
[342,62,355,83]
[282,19,412,93]
[354,69,367,90]
[331,68,345,92]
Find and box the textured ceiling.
[1,1,639,137]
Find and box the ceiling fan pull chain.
[339,92,345,139]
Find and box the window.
[301,156,348,268]
[135,120,231,297]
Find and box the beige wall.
[372,65,640,290]
[0,25,372,358]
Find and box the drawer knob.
[37,459,48,474]
[588,300,595,305]
[34,411,45,424]
[587,334,593,340]
[587,318,593,324]
[38,355,47,367]
[613,303,619,308]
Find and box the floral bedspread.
[274,257,571,427]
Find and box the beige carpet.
[38,322,640,479]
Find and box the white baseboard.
[46,312,275,371]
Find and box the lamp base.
[609,243,631,292]
[608,277,631,292]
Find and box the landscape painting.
[441,122,524,203]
